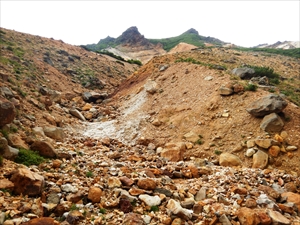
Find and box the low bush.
[15,149,45,166]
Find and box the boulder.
[267,210,290,225]
[246,94,288,117]
[183,131,200,143]
[232,67,255,79]
[281,192,300,212]
[43,127,65,141]
[260,113,284,132]
[139,194,161,206]
[31,140,57,158]
[219,152,242,167]
[0,178,14,192]
[0,97,16,127]
[160,142,186,162]
[69,108,86,121]
[10,168,44,196]
[144,80,158,94]
[7,133,29,149]
[252,150,268,169]
[82,91,107,102]
[219,86,233,96]
[0,137,19,160]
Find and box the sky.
[0,1,299,47]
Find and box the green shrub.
[70,204,79,211]
[86,170,94,178]
[245,83,258,91]
[0,129,9,139]
[99,208,106,214]
[150,205,159,212]
[214,150,222,155]
[15,149,45,166]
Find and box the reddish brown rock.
[66,210,84,225]
[137,178,157,190]
[0,178,14,191]
[257,212,272,225]
[21,217,59,225]
[7,133,29,149]
[10,168,44,196]
[0,97,16,127]
[268,145,280,157]
[88,186,102,203]
[160,142,186,162]
[281,192,300,212]
[31,140,57,158]
[119,176,134,186]
[123,212,146,225]
[245,198,257,208]
[258,185,280,200]
[237,207,260,225]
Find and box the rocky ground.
[0,28,300,225]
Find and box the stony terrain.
[0,28,300,225]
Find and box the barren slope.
[97,48,300,174]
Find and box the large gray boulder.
[232,67,255,79]
[246,94,288,117]
[260,113,284,132]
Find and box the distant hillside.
[86,27,227,53]
[149,28,227,51]
[254,41,300,49]
[235,47,300,58]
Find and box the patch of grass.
[150,205,159,212]
[0,129,9,139]
[70,204,79,211]
[15,149,45,166]
[175,57,226,71]
[195,138,204,145]
[214,150,222,155]
[86,170,94,178]
[99,208,106,214]
[245,83,258,91]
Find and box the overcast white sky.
[1,1,299,47]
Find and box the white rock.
[139,194,161,206]
[61,184,78,193]
[166,199,192,219]
[142,215,152,224]
[245,148,256,157]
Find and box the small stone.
[245,148,256,157]
[195,187,206,201]
[66,210,84,225]
[88,186,102,203]
[268,146,280,157]
[119,176,134,186]
[61,184,78,193]
[123,212,146,225]
[166,199,193,220]
[286,146,297,151]
[139,194,161,206]
[219,214,231,225]
[245,198,257,208]
[137,178,157,190]
[107,177,122,188]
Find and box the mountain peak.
[183,28,199,35]
[117,26,147,46]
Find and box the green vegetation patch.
[235,47,300,59]
[15,149,45,166]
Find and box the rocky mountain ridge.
[254,41,300,49]
[0,27,300,225]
